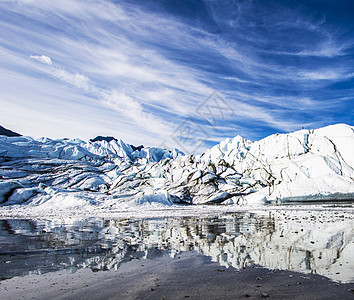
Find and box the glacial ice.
[0,123,353,213]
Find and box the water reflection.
[0,209,353,283]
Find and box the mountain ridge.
[0,125,21,137]
[0,123,353,211]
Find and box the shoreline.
[1,202,353,220]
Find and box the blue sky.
[0,0,353,153]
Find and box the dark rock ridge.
[90,136,117,143]
[90,136,144,152]
[0,125,21,137]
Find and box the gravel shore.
[1,251,353,300]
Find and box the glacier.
[0,123,353,214]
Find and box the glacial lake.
[0,208,353,285]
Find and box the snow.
[0,124,353,214]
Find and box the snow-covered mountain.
[0,124,353,210]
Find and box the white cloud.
[30,54,52,65]
[223,76,250,83]
[299,71,338,80]
[296,39,351,58]
[52,68,90,90]
[298,70,354,81]
[101,91,143,115]
[100,90,170,135]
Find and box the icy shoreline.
[1,202,353,220]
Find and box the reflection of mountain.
[0,210,353,283]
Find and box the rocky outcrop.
[0,125,21,137]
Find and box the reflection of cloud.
[30,55,52,65]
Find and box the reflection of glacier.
[0,210,353,283]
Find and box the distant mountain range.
[0,125,21,137]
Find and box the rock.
[0,125,21,137]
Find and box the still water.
[0,209,353,283]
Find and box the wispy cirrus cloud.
[298,70,353,81]
[0,0,353,150]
